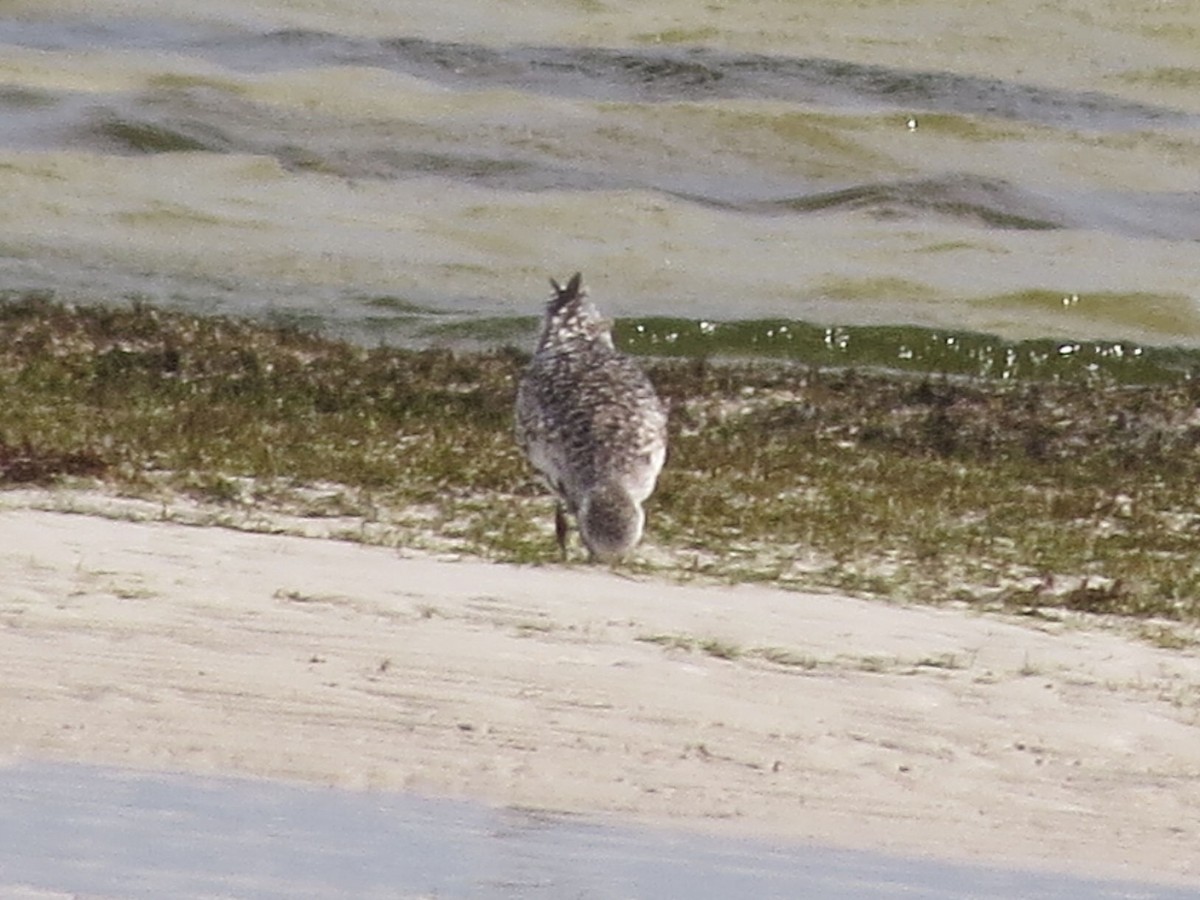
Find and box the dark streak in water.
[0,85,57,109]
[1,18,1196,130]
[91,114,234,154]
[753,175,1065,230]
[240,31,1199,131]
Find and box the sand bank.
[2,502,1198,886]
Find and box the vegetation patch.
[0,439,107,483]
[2,294,1199,623]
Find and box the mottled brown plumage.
[515,273,667,562]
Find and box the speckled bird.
[515,273,668,562]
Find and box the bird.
[515,272,668,563]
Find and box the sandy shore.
[2,500,1198,886]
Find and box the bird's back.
[516,275,667,512]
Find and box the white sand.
[2,502,1198,886]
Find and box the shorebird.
[515,273,668,562]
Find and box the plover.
[515,273,668,562]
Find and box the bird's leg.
[554,502,569,560]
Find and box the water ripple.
[2,18,1195,130]
[229,32,1200,130]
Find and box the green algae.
[616,316,1200,384]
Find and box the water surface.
[1,2,1198,351]
[1,761,1194,899]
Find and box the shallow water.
[1,761,1195,899]
[1,1,1199,353]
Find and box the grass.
[2,294,1200,623]
[635,639,971,675]
[637,634,743,660]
